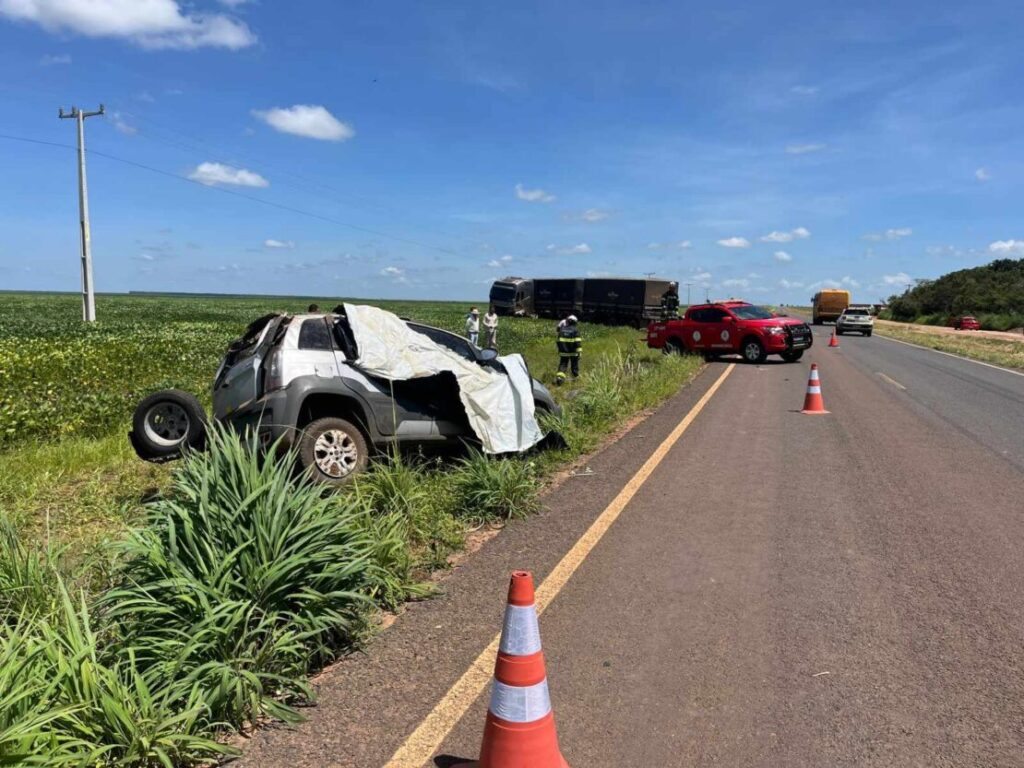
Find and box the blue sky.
[1,0,1023,303]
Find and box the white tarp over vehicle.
[344,303,544,454]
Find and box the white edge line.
[875,333,1024,379]
[875,371,907,391]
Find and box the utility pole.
[685,282,693,306]
[59,104,104,322]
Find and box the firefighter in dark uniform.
[556,315,582,384]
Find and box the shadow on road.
[434,756,473,767]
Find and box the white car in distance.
[836,307,875,336]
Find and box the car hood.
[742,316,808,327]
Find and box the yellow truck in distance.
[811,289,851,324]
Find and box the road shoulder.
[233,363,726,768]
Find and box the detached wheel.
[298,417,368,486]
[131,389,206,462]
[781,350,804,363]
[742,338,767,364]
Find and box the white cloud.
[791,85,819,96]
[264,239,294,249]
[773,250,792,263]
[218,0,250,6]
[717,237,750,248]
[722,278,750,289]
[864,227,913,242]
[381,266,406,281]
[515,183,555,203]
[579,208,610,222]
[252,105,354,142]
[975,167,991,182]
[109,111,136,135]
[760,227,810,243]
[882,272,913,286]
[39,52,70,65]
[989,239,1024,255]
[779,278,803,289]
[0,0,256,50]
[785,143,826,155]
[647,240,692,251]
[187,162,268,188]
[841,275,860,288]
[560,243,591,255]
[692,271,712,282]
[486,255,513,268]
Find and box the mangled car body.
[130,304,559,485]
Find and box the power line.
[0,131,460,256]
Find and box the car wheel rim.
[745,343,760,361]
[143,403,190,448]
[313,430,358,478]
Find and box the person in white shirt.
[465,307,480,345]
[482,306,499,349]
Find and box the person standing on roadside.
[555,314,582,385]
[465,306,480,345]
[482,306,499,350]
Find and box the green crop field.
[0,292,699,543]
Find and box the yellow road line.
[384,363,736,768]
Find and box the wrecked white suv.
[130,305,560,485]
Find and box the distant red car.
[951,316,981,330]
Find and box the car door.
[703,308,734,350]
[212,316,283,418]
[686,309,709,350]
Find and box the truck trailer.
[581,278,679,326]
[488,276,679,326]
[533,278,584,319]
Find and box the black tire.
[865,330,873,337]
[780,350,804,363]
[836,329,844,336]
[663,338,683,355]
[298,417,369,486]
[741,338,767,364]
[130,389,207,462]
[702,352,719,362]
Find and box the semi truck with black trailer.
[489,276,679,326]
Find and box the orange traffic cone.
[456,571,569,768]
[828,331,840,348]
[800,363,829,414]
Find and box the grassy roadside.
[874,323,1024,371]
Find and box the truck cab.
[647,301,813,363]
[489,277,533,316]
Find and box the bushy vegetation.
[886,258,1024,330]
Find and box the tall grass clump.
[0,517,63,624]
[452,451,540,523]
[101,426,412,728]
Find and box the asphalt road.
[237,328,1024,767]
